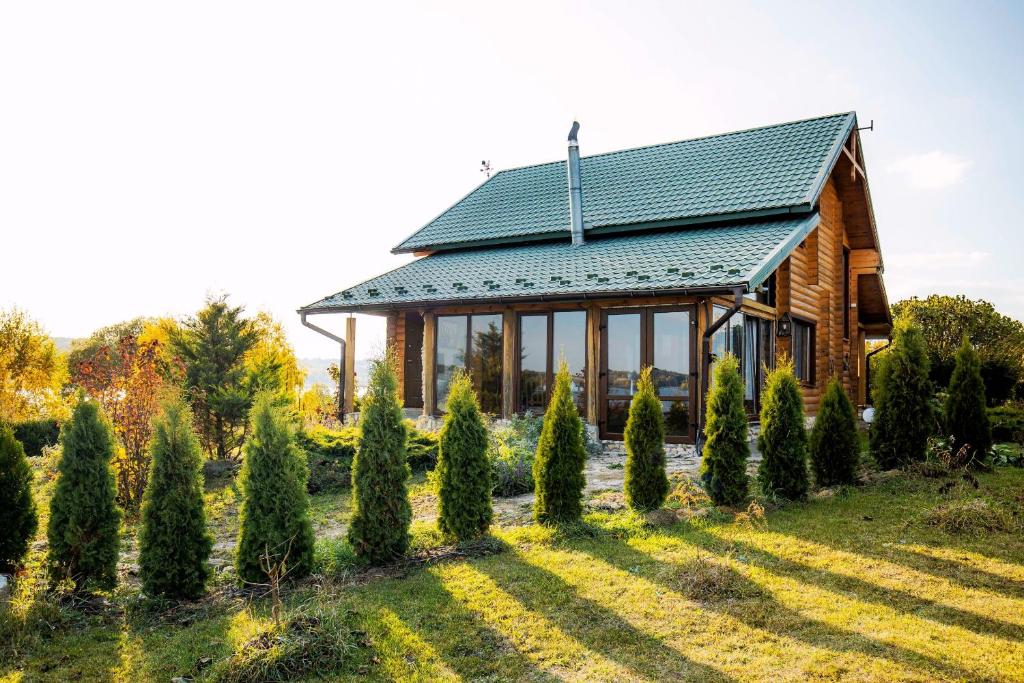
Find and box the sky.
[2,0,1023,360]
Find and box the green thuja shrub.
[624,366,669,511]
[0,425,37,572]
[436,371,492,541]
[236,394,315,585]
[138,396,213,599]
[533,360,587,524]
[757,362,809,501]
[809,377,860,487]
[870,320,933,469]
[348,353,411,564]
[700,355,749,506]
[12,419,60,457]
[945,337,992,465]
[47,400,122,591]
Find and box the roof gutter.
[696,286,745,456]
[299,311,347,423]
[297,283,744,316]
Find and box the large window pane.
[652,311,690,399]
[606,313,641,397]
[518,315,547,414]
[436,316,467,412]
[471,314,503,414]
[553,311,587,414]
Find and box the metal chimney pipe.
[567,121,584,246]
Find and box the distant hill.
[52,337,77,352]
[299,357,372,394]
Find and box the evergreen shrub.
[533,361,587,524]
[809,377,860,487]
[757,362,809,501]
[624,366,670,511]
[700,355,749,507]
[436,371,492,541]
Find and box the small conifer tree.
[0,425,37,573]
[624,366,669,511]
[533,360,587,524]
[138,396,213,599]
[348,352,412,564]
[700,355,749,506]
[945,337,991,465]
[870,320,932,469]
[436,370,492,541]
[236,393,315,584]
[47,400,122,591]
[757,361,809,500]
[809,377,860,487]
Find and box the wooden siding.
[775,176,865,414]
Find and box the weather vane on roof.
[480,160,493,178]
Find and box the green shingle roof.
[394,112,854,253]
[303,213,819,312]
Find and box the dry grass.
[921,496,1018,534]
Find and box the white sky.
[2,1,1022,359]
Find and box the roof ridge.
[492,111,855,175]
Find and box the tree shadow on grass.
[369,567,563,681]
[578,528,1008,683]
[688,525,1024,641]
[475,548,738,682]
[780,519,1024,601]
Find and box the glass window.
[653,311,690,437]
[553,311,587,414]
[516,311,587,416]
[471,314,503,414]
[606,313,641,398]
[435,314,503,414]
[711,308,774,415]
[518,315,547,413]
[793,319,814,384]
[436,316,467,412]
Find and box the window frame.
[433,312,504,415]
[791,316,816,386]
[514,309,588,417]
[842,246,851,341]
[599,305,696,444]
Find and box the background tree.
[533,360,587,524]
[244,312,306,405]
[700,355,749,506]
[171,296,259,460]
[48,400,122,591]
[870,320,933,469]
[0,307,67,423]
[757,362,809,501]
[623,366,669,511]
[945,337,992,465]
[348,352,411,564]
[892,294,1024,404]
[809,378,860,486]
[436,370,492,541]
[0,425,37,572]
[236,393,315,584]
[138,396,213,599]
[72,335,168,511]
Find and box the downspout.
[696,286,744,456]
[300,311,346,424]
[865,337,892,405]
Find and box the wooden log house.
[299,113,892,444]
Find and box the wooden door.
[404,312,424,409]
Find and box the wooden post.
[501,309,516,418]
[422,311,436,417]
[343,317,356,415]
[585,303,600,427]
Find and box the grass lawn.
[2,458,1023,682]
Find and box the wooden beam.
[344,317,356,415]
[842,145,865,181]
[501,308,516,418]
[422,311,436,417]
[585,303,600,426]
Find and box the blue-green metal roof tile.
[393,113,854,253]
[302,213,819,312]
